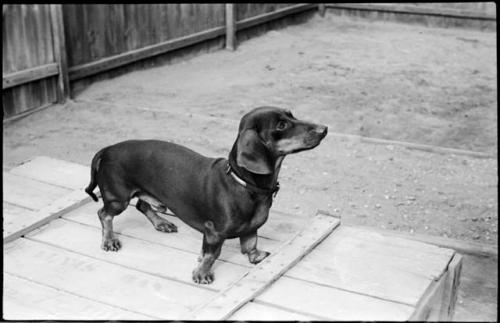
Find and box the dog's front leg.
[192,221,224,284]
[240,231,270,264]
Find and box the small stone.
[473,234,481,240]
[384,195,390,200]
[375,204,381,209]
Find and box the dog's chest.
[227,200,271,237]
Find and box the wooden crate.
[2,157,462,320]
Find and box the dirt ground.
[3,13,497,321]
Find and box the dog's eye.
[276,120,288,131]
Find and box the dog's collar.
[226,162,280,198]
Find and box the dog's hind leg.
[136,199,178,233]
[98,201,128,251]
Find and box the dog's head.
[232,106,328,175]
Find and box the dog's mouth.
[304,125,328,147]
[303,132,326,149]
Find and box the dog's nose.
[315,125,328,137]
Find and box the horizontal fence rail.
[68,26,227,81]
[3,63,59,89]
[326,3,496,20]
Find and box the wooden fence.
[3,3,315,120]
[2,3,496,121]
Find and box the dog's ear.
[236,129,273,175]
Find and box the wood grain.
[285,226,453,306]
[9,156,91,190]
[4,238,216,319]
[4,273,155,320]
[256,276,415,320]
[3,172,71,210]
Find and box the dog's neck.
[228,148,283,192]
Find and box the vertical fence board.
[3,4,58,118]
[226,4,236,51]
[50,4,69,102]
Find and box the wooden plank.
[256,276,415,321]
[236,4,316,30]
[4,238,215,319]
[3,172,71,210]
[439,253,463,320]
[325,3,497,20]
[2,63,59,89]
[285,226,453,306]
[49,4,70,102]
[68,25,226,81]
[188,213,340,320]
[228,300,318,320]
[3,102,54,124]
[337,226,455,257]
[3,189,91,243]
[28,218,250,291]
[408,266,450,320]
[9,156,90,190]
[225,4,236,51]
[3,273,154,320]
[63,201,282,268]
[3,201,38,238]
[311,227,454,277]
[348,224,498,257]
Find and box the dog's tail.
[85,148,104,202]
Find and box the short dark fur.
[85,106,327,284]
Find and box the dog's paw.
[101,238,121,252]
[249,250,270,264]
[192,268,214,284]
[155,221,178,233]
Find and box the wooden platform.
[3,156,462,320]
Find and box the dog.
[85,106,327,284]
